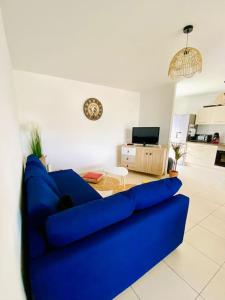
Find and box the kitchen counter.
[187,141,225,149]
[186,142,220,168]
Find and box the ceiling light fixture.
[168,25,202,80]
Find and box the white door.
[170,114,190,143]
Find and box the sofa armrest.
[46,192,135,247]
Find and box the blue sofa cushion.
[26,176,59,224]
[127,177,182,210]
[26,154,45,168]
[46,192,135,247]
[28,224,47,259]
[49,169,102,206]
[25,175,60,258]
[25,155,60,196]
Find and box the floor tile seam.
[198,223,225,243]
[130,286,141,300]
[184,207,221,234]
[184,240,221,266]
[163,260,199,295]
[198,263,224,296]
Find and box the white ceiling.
[1,0,225,94]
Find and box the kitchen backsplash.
[197,125,225,143]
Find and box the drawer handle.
[146,153,148,155]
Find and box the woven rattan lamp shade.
[168,47,202,80]
[168,25,202,80]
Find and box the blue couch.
[24,155,189,300]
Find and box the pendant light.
[168,25,202,80]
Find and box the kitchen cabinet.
[195,107,215,124]
[196,106,225,125]
[213,106,225,123]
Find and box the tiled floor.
[113,165,225,300]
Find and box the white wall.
[14,71,140,171]
[0,9,25,300]
[139,83,176,145]
[174,92,218,115]
[174,92,225,143]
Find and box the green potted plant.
[30,127,46,167]
[169,143,185,177]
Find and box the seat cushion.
[127,177,182,210]
[46,192,135,247]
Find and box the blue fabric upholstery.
[25,165,60,196]
[26,176,60,258]
[28,224,47,259]
[25,155,60,195]
[127,177,182,210]
[24,157,189,300]
[24,156,102,258]
[49,169,102,206]
[46,193,135,247]
[26,176,59,224]
[26,154,46,169]
[30,194,189,300]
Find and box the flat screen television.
[132,127,160,145]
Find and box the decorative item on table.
[82,172,104,183]
[30,127,47,168]
[212,132,220,144]
[169,143,186,178]
[168,25,202,80]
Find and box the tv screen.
[132,127,160,145]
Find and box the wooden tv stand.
[120,145,167,176]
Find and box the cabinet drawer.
[121,155,135,163]
[121,161,136,169]
[121,146,136,156]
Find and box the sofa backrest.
[126,177,182,210]
[24,155,61,258]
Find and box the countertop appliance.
[212,132,220,144]
[193,134,212,143]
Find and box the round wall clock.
[83,98,103,121]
